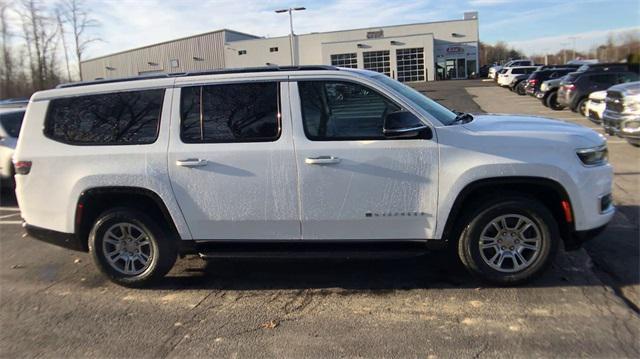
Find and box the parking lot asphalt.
[1,80,639,358]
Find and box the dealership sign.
[446,46,465,53]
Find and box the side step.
[195,241,439,260]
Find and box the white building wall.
[81,18,479,81]
[81,30,258,80]
[224,19,478,81]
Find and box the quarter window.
[44,89,164,145]
[298,81,400,141]
[180,82,280,143]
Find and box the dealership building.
[81,12,479,82]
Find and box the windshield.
[0,110,25,138]
[373,75,458,125]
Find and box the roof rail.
[56,65,339,89]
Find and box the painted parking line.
[0,213,20,219]
[0,220,22,225]
[0,206,20,211]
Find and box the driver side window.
[298,81,400,141]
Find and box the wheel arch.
[441,176,575,247]
[75,186,181,251]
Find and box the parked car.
[508,74,529,95]
[558,70,639,116]
[478,65,491,78]
[537,77,567,110]
[602,81,640,146]
[15,66,613,287]
[488,59,535,79]
[497,66,539,87]
[0,105,27,189]
[575,62,632,74]
[525,68,577,97]
[585,91,607,124]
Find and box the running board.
[195,241,439,260]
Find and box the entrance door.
[456,58,466,79]
[445,59,456,80]
[289,79,439,240]
[167,81,300,240]
[444,58,467,79]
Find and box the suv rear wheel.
[457,197,559,285]
[576,98,588,117]
[546,91,565,110]
[89,208,177,287]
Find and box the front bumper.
[587,107,604,124]
[24,223,87,252]
[602,111,639,136]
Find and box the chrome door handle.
[176,158,208,167]
[305,156,341,165]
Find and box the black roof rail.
[56,65,339,89]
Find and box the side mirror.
[383,111,430,139]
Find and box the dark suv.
[525,67,578,97]
[558,70,639,116]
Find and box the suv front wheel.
[457,197,559,285]
[89,208,177,287]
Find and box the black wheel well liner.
[441,177,575,244]
[75,186,180,251]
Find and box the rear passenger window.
[298,81,400,141]
[180,82,280,143]
[512,68,524,74]
[45,89,164,145]
[590,74,615,84]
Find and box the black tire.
[457,196,559,286]
[576,98,588,117]
[516,82,526,96]
[546,91,565,110]
[89,208,177,287]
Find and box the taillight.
[13,161,32,175]
[563,84,576,91]
[529,79,538,86]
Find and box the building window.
[269,47,278,52]
[180,82,281,143]
[363,50,390,76]
[396,48,425,82]
[170,59,179,68]
[366,30,383,39]
[330,53,357,68]
[238,50,247,55]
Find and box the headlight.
[576,144,608,166]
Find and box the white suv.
[0,106,26,186]
[497,66,539,87]
[14,66,614,287]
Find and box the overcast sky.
[11,0,640,59]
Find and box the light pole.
[275,7,306,66]
[568,36,578,60]
[561,42,570,64]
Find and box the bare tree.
[55,6,71,81]
[60,0,99,81]
[0,0,13,97]
[19,0,60,90]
